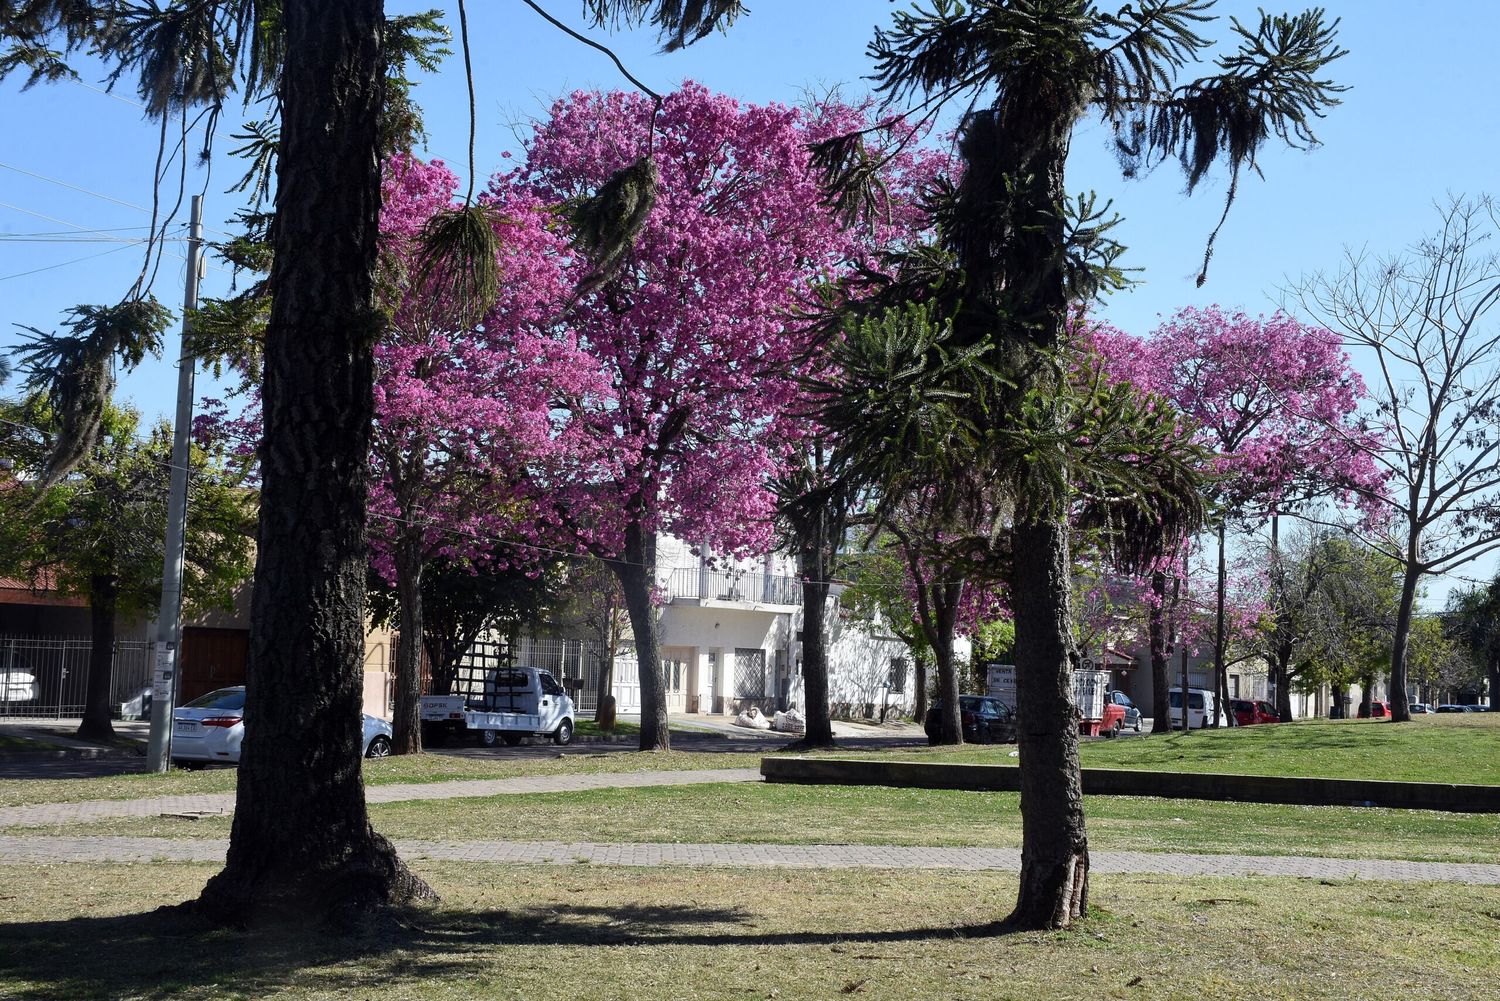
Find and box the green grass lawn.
[0,862,1493,1000]
[0,749,763,809]
[0,734,52,753]
[23,781,1499,864]
[862,714,1500,784]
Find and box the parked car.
[1168,687,1220,729]
[1107,690,1142,732]
[1409,703,1434,714]
[926,695,1016,745]
[0,662,39,703]
[1229,699,1280,726]
[1357,700,1392,718]
[172,686,391,767]
[1436,704,1476,713]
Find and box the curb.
[761,757,1500,813]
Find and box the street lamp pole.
[145,194,204,772]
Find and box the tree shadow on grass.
[0,900,1011,1000]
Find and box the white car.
[0,667,38,704]
[172,686,392,767]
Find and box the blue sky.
[2,1,1497,606]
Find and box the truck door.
[537,671,568,730]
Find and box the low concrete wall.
[759,757,1500,813]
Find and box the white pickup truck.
[420,665,576,747]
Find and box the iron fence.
[0,634,152,718]
[663,567,801,605]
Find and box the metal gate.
[0,634,151,718]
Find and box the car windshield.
[182,688,245,711]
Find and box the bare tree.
[1292,197,1500,723]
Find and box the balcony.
[664,567,802,609]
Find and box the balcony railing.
[664,567,801,606]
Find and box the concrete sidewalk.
[0,834,1495,884]
[0,767,764,829]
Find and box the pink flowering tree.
[369,155,614,753]
[1149,306,1384,722]
[504,83,931,751]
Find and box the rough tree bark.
[797,571,836,748]
[616,520,669,751]
[196,0,435,925]
[392,535,424,754]
[1009,520,1089,928]
[1147,571,1173,734]
[912,653,929,725]
[77,572,117,741]
[929,581,963,745]
[1213,522,1229,727]
[953,75,1090,928]
[1389,554,1420,722]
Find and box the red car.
[1230,699,1280,726]
[1357,700,1392,719]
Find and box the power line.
[0,241,144,283]
[0,160,151,213]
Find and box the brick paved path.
[0,767,763,829]
[0,834,1495,884]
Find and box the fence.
[663,567,801,606]
[446,633,612,716]
[0,634,152,719]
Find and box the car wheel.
[501,732,523,747]
[1134,719,1142,732]
[480,728,500,748]
[553,718,574,746]
[1114,718,1125,733]
[365,735,391,759]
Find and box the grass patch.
[862,714,1500,785]
[0,749,762,809]
[0,734,54,754]
[574,720,640,739]
[0,862,1494,1000]
[23,782,1499,864]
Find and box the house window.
[734,648,766,698]
[1230,675,1240,698]
[888,657,908,693]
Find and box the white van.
[1168,687,1221,729]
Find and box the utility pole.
[146,195,204,772]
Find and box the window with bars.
[734,647,766,698]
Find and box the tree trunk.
[1180,647,1191,731]
[912,653,928,725]
[1007,519,1088,930]
[931,582,963,745]
[617,521,668,751]
[1359,676,1374,718]
[1388,559,1420,722]
[1488,654,1500,713]
[1148,571,1172,734]
[196,0,434,926]
[77,573,117,741]
[799,575,836,747]
[392,537,424,755]
[593,659,614,723]
[1213,521,1229,727]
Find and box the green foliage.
[584,0,745,52]
[8,297,172,491]
[566,155,660,300]
[0,395,254,621]
[415,203,503,327]
[367,555,565,694]
[1293,534,1403,691]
